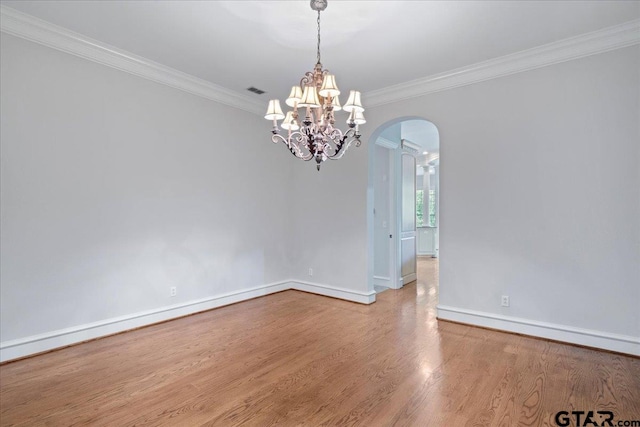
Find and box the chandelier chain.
[317,10,321,64]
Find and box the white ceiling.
[402,120,439,154]
[3,0,639,105]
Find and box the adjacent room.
[1,1,639,425]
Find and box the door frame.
[372,136,401,290]
[367,117,438,295]
[399,144,418,285]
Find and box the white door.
[373,145,394,289]
[400,153,417,284]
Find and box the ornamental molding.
[365,19,640,107]
[0,5,265,115]
[2,6,638,114]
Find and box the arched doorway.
[367,117,440,296]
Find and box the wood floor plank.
[1,258,639,426]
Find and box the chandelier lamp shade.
[264,0,365,171]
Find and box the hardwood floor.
[1,258,639,426]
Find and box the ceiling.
[3,0,639,106]
[378,119,440,161]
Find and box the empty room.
[1,1,639,426]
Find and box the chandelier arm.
[326,129,362,160]
[319,127,346,155]
[271,132,314,161]
[297,128,317,161]
[300,71,315,88]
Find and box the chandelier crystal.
[265,0,365,171]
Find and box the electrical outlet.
[170,286,177,297]
[501,295,509,307]
[308,268,313,276]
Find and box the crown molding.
[366,19,640,108]
[401,139,422,153]
[375,136,399,149]
[2,5,638,114]
[0,5,265,115]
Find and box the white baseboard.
[15,287,633,362]
[0,281,290,362]
[417,251,436,257]
[1,279,378,362]
[290,280,376,305]
[373,275,391,287]
[403,273,417,284]
[437,305,640,356]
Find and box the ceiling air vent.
[247,87,265,95]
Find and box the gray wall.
[293,46,640,349]
[288,152,369,292]
[379,46,639,338]
[1,34,292,344]
[2,32,638,357]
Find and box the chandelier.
[264,0,365,171]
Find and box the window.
[416,187,437,227]
[428,189,436,227]
[416,189,425,227]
